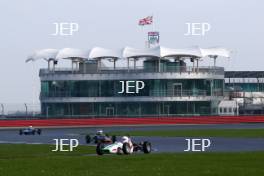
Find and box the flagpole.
[138,15,154,48]
[152,14,154,32]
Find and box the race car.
[96,136,151,155]
[85,130,116,144]
[19,126,42,135]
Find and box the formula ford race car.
[19,126,42,135]
[96,136,151,155]
[85,130,116,144]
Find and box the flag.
[138,16,153,26]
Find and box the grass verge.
[0,144,264,176]
[109,128,264,138]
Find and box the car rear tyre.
[96,143,104,155]
[143,141,151,154]
[19,130,23,135]
[37,129,42,135]
[112,135,117,143]
[122,142,131,155]
[85,135,91,144]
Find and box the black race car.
[85,130,116,144]
[19,126,42,135]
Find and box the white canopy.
[55,48,90,61]
[26,49,59,62]
[200,47,231,58]
[160,46,202,58]
[89,47,123,59]
[27,46,231,63]
[123,46,160,58]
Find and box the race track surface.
[0,124,264,153]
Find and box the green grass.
[0,144,264,176]
[0,144,94,159]
[109,128,264,138]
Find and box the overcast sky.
[0,0,263,105]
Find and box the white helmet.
[96,130,103,135]
[122,136,129,143]
[29,126,33,128]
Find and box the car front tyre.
[143,141,151,154]
[96,143,104,155]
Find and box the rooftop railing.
[40,89,223,98]
[40,66,224,76]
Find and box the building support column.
[83,60,86,74]
[212,55,218,67]
[134,58,136,70]
[97,58,101,73]
[113,58,116,70]
[48,60,51,71]
[158,58,161,72]
[196,58,199,72]
[52,60,56,72]
[127,58,130,72]
[71,60,74,73]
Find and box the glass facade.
[40,60,225,117]
[41,79,224,98]
[41,101,211,117]
[226,83,264,92]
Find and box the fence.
[0,103,41,117]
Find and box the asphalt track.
[0,124,264,152]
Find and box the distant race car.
[19,126,42,135]
[96,136,151,155]
[85,130,116,144]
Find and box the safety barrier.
[1,116,264,127]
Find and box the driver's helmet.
[96,130,103,135]
[29,126,33,128]
[122,136,129,143]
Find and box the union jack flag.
[138,16,153,26]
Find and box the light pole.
[0,104,4,116]
[46,106,49,119]
[24,103,28,116]
[209,79,214,115]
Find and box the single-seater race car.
[19,126,42,135]
[85,130,116,144]
[96,136,151,155]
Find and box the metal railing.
[40,66,224,76]
[40,89,224,98]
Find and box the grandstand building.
[225,71,264,115]
[28,46,263,117]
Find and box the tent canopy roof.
[56,48,90,60]
[123,46,161,58]
[160,46,203,58]
[89,47,123,59]
[200,47,231,58]
[27,46,231,62]
[26,49,59,62]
